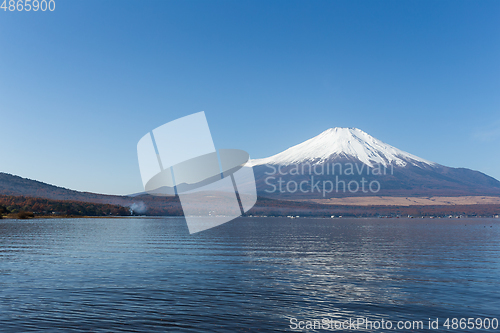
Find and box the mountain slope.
[0,172,182,215]
[252,127,500,198]
[0,172,130,205]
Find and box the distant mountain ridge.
[2,127,499,212]
[0,172,130,205]
[1,171,499,218]
[0,172,188,216]
[252,127,500,198]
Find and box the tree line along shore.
[0,195,130,219]
[1,194,500,220]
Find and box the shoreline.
[1,214,499,220]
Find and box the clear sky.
[1,0,499,195]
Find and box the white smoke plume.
[129,202,147,215]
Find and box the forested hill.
[0,172,182,216]
[0,172,131,206]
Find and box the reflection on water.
[0,217,499,332]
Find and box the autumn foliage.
[0,195,130,217]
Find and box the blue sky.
[1,0,499,195]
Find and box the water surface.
[0,217,499,332]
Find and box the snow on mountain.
[251,127,436,168]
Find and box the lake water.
[0,217,499,332]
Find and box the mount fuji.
[251,128,500,198]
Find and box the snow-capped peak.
[251,127,436,168]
